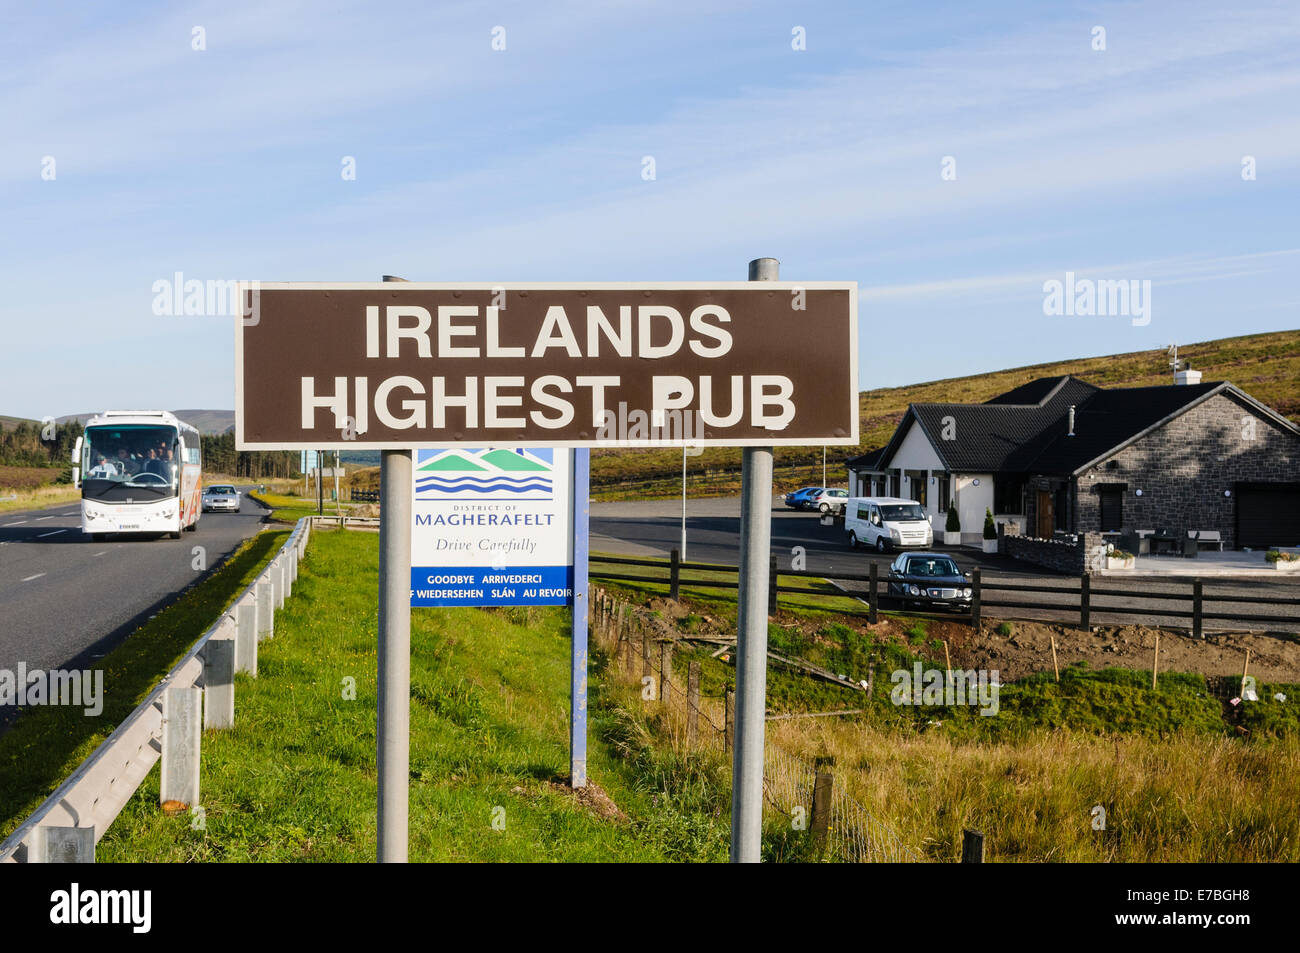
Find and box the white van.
[844,497,933,552]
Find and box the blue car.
[783,486,824,510]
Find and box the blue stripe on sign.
[411,565,574,607]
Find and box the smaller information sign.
[409,447,574,607]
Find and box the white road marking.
[34,516,53,521]
[21,573,46,582]
[3,520,28,526]
[92,551,107,557]
[37,530,66,538]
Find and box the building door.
[1036,490,1053,538]
[1237,483,1300,549]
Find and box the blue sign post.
[569,449,589,788]
[409,446,590,788]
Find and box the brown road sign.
[235,282,857,449]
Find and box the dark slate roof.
[846,447,885,469]
[1024,381,1222,473]
[878,375,1291,476]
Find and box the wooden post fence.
[669,548,681,602]
[810,756,835,842]
[868,562,879,625]
[962,829,985,863]
[686,661,700,748]
[1080,572,1091,631]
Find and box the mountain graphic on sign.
[417,452,488,472]
[414,448,553,498]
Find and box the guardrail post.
[30,826,95,863]
[160,685,201,809]
[257,578,274,640]
[1192,579,1203,639]
[203,620,236,729]
[1080,572,1091,631]
[869,561,879,624]
[669,547,681,602]
[962,828,985,863]
[768,555,778,615]
[275,557,286,609]
[235,596,258,676]
[970,568,981,629]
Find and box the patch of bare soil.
[546,779,627,822]
[958,621,1300,683]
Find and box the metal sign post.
[731,256,778,863]
[377,275,411,863]
[570,448,590,788]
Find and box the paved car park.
[591,495,1300,633]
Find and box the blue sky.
[2,0,1297,419]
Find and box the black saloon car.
[886,552,972,611]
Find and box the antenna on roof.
[1167,343,1182,382]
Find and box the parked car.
[886,551,972,611]
[783,486,824,510]
[202,484,241,513]
[844,497,933,552]
[808,488,849,514]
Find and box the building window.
[994,477,1026,514]
[889,470,901,497]
[1054,486,1069,532]
[938,473,951,512]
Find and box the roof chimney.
[1174,366,1202,386]
[1067,404,1076,437]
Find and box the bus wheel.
[170,527,182,540]
[185,518,198,532]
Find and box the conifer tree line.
[1,421,299,479]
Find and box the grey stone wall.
[1070,391,1299,549]
[1001,533,1107,574]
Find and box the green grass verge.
[97,529,728,861]
[0,528,290,841]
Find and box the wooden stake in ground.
[1242,648,1251,684]
[942,639,952,676]
[1152,632,1160,690]
[1050,636,1060,683]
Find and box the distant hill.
[53,409,234,434]
[590,329,1300,489]
[0,415,36,432]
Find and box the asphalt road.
[0,489,270,682]
[592,497,1300,633]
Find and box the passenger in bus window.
[143,448,165,477]
[115,447,140,476]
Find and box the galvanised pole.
[731,256,778,863]
[377,275,412,862]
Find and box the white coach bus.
[71,410,203,541]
